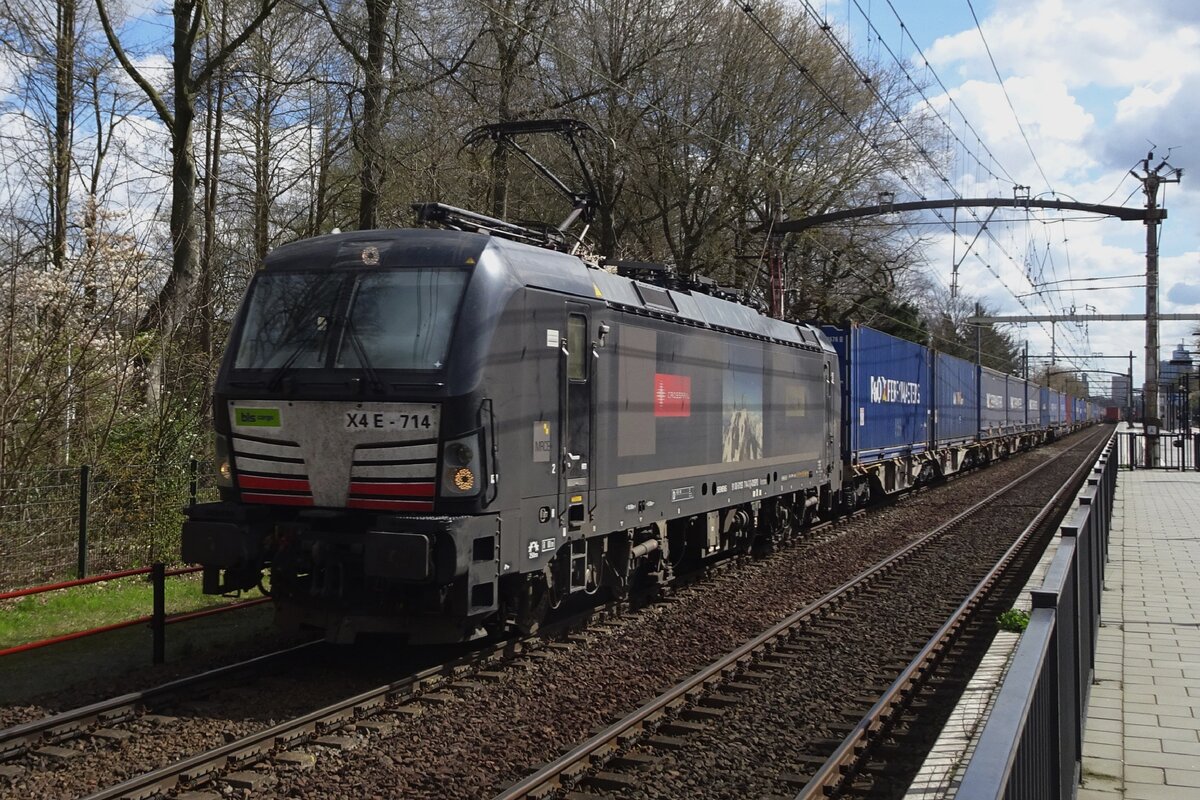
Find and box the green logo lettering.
[234,407,280,427]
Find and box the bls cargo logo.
[869,376,920,404]
[654,373,691,417]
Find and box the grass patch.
[0,573,248,649]
[997,608,1030,633]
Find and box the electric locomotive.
[183,226,842,642]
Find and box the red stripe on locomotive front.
[241,493,314,507]
[238,475,312,493]
[348,481,436,498]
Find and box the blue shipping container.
[1006,376,1028,430]
[980,367,1008,437]
[933,351,976,444]
[823,324,931,463]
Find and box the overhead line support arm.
[769,197,1158,233]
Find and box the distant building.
[1161,343,1195,386]
[1111,375,1131,407]
[1159,343,1196,431]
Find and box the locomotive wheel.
[510,571,552,636]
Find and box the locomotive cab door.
[824,361,835,471]
[560,306,592,532]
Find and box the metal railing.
[957,434,1117,800]
[0,563,268,664]
[1117,429,1198,470]
[0,459,217,591]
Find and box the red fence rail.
[0,563,268,663]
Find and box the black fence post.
[151,562,165,664]
[77,465,90,579]
[189,458,198,507]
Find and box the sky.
[830,0,1200,397]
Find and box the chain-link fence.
[0,460,219,591]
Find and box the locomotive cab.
[183,230,515,642]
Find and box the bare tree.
[95,0,283,340]
[318,0,479,229]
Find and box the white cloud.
[890,0,1200,378]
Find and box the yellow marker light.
[571,495,583,503]
[219,460,232,481]
[453,468,475,492]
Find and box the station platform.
[1078,469,1200,799]
[906,453,1200,799]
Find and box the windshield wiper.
[342,316,384,393]
[267,334,318,392]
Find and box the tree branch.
[194,0,286,88]
[93,0,174,126]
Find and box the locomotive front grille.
[227,400,442,509]
[348,441,439,511]
[232,435,315,506]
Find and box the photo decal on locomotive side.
[722,345,763,462]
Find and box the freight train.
[182,226,1099,643]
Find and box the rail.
[74,603,619,800]
[793,428,1111,799]
[493,430,1109,800]
[0,640,322,762]
[957,435,1119,799]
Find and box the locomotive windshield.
[233,268,469,372]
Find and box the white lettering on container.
[869,376,921,405]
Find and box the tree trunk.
[97,0,282,339]
[253,83,270,261]
[53,0,76,271]
[357,0,391,230]
[200,21,227,358]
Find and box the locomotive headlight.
[215,434,233,488]
[441,431,483,497]
[447,442,474,466]
[452,468,475,491]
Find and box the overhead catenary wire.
[963,0,1082,326]
[742,2,1088,364]
[839,0,1088,347]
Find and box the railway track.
[0,641,324,764]
[0,600,637,799]
[493,426,1112,800]
[0,429,1106,799]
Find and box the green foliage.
[851,295,930,346]
[997,608,1030,633]
[923,296,1024,373]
